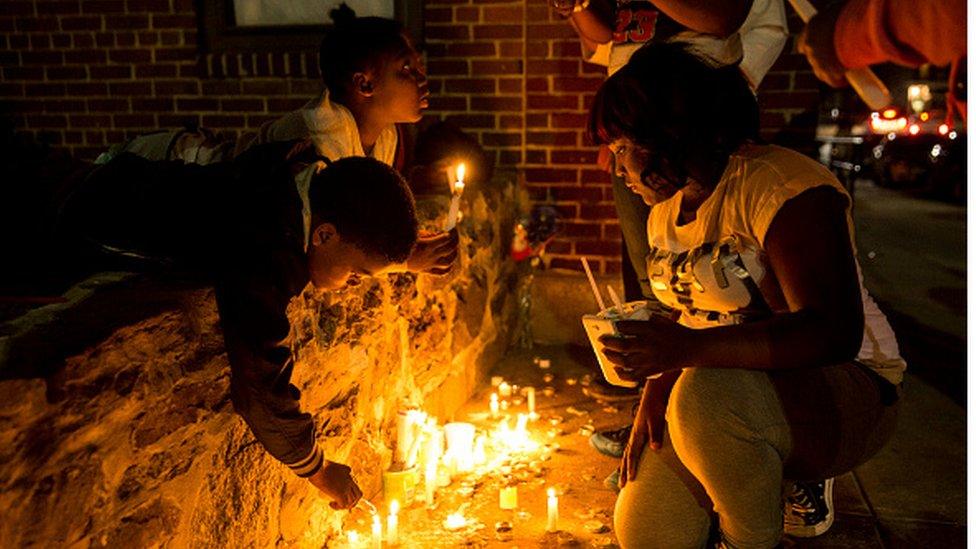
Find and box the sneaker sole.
[784,478,835,538]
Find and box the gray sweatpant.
[614,363,899,549]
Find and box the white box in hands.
[581,300,660,388]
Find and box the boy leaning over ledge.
[59,140,420,509]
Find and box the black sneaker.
[588,424,632,458]
[783,478,834,537]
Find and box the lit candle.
[372,514,382,549]
[387,500,400,545]
[499,485,518,510]
[424,460,437,505]
[489,392,499,418]
[444,163,465,231]
[444,512,467,530]
[526,387,537,417]
[444,422,475,473]
[546,487,559,532]
[498,381,512,398]
[348,531,361,547]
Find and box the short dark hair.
[319,4,410,103]
[587,42,759,188]
[309,156,418,264]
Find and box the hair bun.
[329,3,357,27]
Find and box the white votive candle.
[387,500,399,545]
[526,387,536,416]
[372,514,382,549]
[425,460,437,505]
[546,487,559,532]
[444,163,465,231]
[490,392,500,418]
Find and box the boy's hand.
[407,229,459,275]
[308,460,363,510]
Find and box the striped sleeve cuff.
[286,444,324,478]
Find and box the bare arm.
[650,0,753,37]
[603,186,864,377]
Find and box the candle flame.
[389,499,400,515]
[445,512,467,530]
[548,487,556,498]
[456,163,466,185]
[348,531,361,544]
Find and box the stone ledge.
[0,174,523,547]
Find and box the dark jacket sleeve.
[214,247,323,478]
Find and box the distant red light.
[882,108,898,119]
[938,124,950,135]
[909,124,921,135]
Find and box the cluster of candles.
[344,374,562,546]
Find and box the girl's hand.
[599,315,691,381]
[619,370,680,489]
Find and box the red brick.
[526,131,577,146]
[482,6,522,21]
[603,260,622,274]
[525,23,576,39]
[602,223,621,240]
[132,98,174,111]
[22,51,64,65]
[444,114,495,128]
[444,78,495,94]
[499,114,523,128]
[95,32,114,46]
[105,15,149,31]
[525,149,546,164]
[174,97,216,110]
[60,16,103,31]
[498,78,521,93]
[2,66,43,80]
[471,60,522,75]
[455,6,479,22]
[137,31,158,45]
[0,83,26,96]
[246,114,280,127]
[108,48,151,63]
[241,80,288,95]
[580,169,610,184]
[72,33,95,47]
[160,30,181,45]
[159,113,200,127]
[551,113,587,128]
[473,24,522,39]
[551,149,598,164]
[65,50,107,63]
[4,1,35,15]
[178,63,204,78]
[550,40,582,58]
[427,25,470,40]
[116,31,137,47]
[154,79,199,95]
[155,47,196,62]
[793,72,822,91]
[110,81,152,95]
[88,98,129,111]
[559,221,600,237]
[68,114,112,128]
[526,59,579,75]
[445,42,495,57]
[545,240,572,254]
[549,257,584,271]
[760,72,791,91]
[84,130,106,144]
[29,34,51,49]
[114,113,156,127]
[579,204,617,218]
[127,0,173,11]
[575,240,618,255]
[201,81,241,95]
[481,132,521,146]
[550,186,602,202]
[43,99,85,113]
[471,96,522,112]
[84,0,125,12]
[552,76,603,92]
[66,82,108,95]
[152,14,195,29]
[425,7,453,23]
[428,96,468,110]
[45,66,88,81]
[428,60,469,75]
[17,17,60,32]
[498,150,521,165]
[90,65,132,78]
[26,114,68,128]
[526,113,547,127]
[202,114,246,127]
[9,35,29,49]
[498,41,522,58]
[64,130,84,144]
[25,83,67,96]
[221,98,265,111]
[527,94,577,110]
[524,167,577,183]
[525,40,548,58]
[526,77,547,92]
[135,63,178,78]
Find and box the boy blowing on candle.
[58,141,421,509]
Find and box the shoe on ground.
[604,468,621,492]
[589,424,632,458]
[582,377,640,402]
[783,477,834,538]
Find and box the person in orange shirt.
[798,0,966,122]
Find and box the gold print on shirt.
[647,235,772,325]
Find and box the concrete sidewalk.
[489,344,966,547]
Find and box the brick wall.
[1,0,822,274]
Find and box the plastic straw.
[580,258,606,310]
[606,285,624,315]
